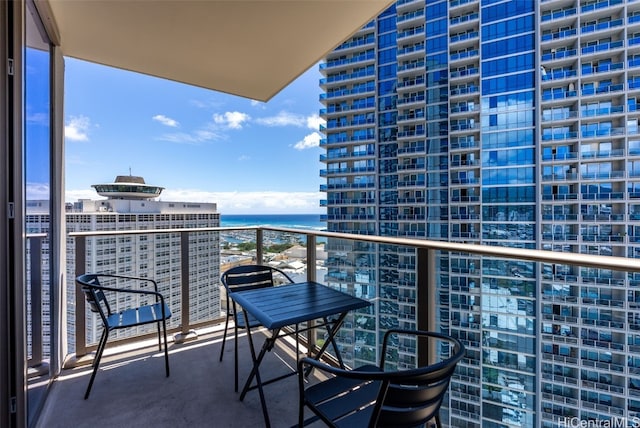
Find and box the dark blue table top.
[230,281,371,329]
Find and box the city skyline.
[60,57,326,214]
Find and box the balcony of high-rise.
[15,1,640,427]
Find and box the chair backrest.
[373,330,465,427]
[76,273,111,325]
[221,264,292,293]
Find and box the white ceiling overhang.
[35,0,394,101]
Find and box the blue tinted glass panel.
[426,18,446,37]
[378,64,397,80]
[482,0,534,24]
[483,34,534,59]
[483,72,534,95]
[482,53,534,77]
[482,16,534,41]
[378,14,396,33]
[426,1,446,19]
[378,33,396,49]
[426,35,447,52]
[426,53,447,68]
[378,48,397,64]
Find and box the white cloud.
[306,113,324,131]
[256,111,306,127]
[26,182,51,200]
[213,111,250,129]
[152,114,179,127]
[65,188,99,202]
[189,98,224,109]
[156,125,223,144]
[65,188,323,214]
[293,132,322,150]
[27,112,49,125]
[250,100,266,109]
[65,115,91,141]
[238,155,250,161]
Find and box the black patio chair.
[297,329,465,428]
[76,273,172,399]
[219,264,294,391]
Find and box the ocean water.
[220,214,325,231]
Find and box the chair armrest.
[298,357,384,381]
[80,274,166,306]
[270,266,295,284]
[83,283,166,301]
[93,273,159,292]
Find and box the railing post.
[75,236,87,358]
[306,234,317,354]
[175,231,197,343]
[256,229,263,264]
[306,234,316,282]
[416,247,436,366]
[29,236,43,368]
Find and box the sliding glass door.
[24,1,53,425]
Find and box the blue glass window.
[482,0,534,24]
[425,18,446,37]
[378,80,396,95]
[483,34,534,60]
[482,149,533,167]
[377,14,396,33]
[426,1,446,19]
[481,15,534,41]
[426,35,447,53]
[482,167,534,185]
[426,53,447,68]
[378,112,396,126]
[378,48,397,64]
[482,53,534,77]
[378,64,397,80]
[482,186,536,203]
[378,33,396,49]
[483,72,534,95]
[483,129,534,149]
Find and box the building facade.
[319,1,640,426]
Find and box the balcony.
[25,224,640,426]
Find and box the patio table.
[230,281,371,427]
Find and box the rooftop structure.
[91,175,164,200]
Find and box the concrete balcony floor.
[37,325,326,428]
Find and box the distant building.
[28,175,220,353]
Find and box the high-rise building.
[319,1,640,426]
[27,175,220,354]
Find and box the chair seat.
[235,310,261,329]
[304,364,381,426]
[107,302,171,329]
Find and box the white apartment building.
[28,175,220,352]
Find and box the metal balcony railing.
[26,224,640,423]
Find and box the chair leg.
[156,321,162,352]
[219,313,230,362]
[298,370,305,427]
[84,329,109,400]
[234,320,239,392]
[161,319,170,377]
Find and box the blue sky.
[63,58,326,214]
